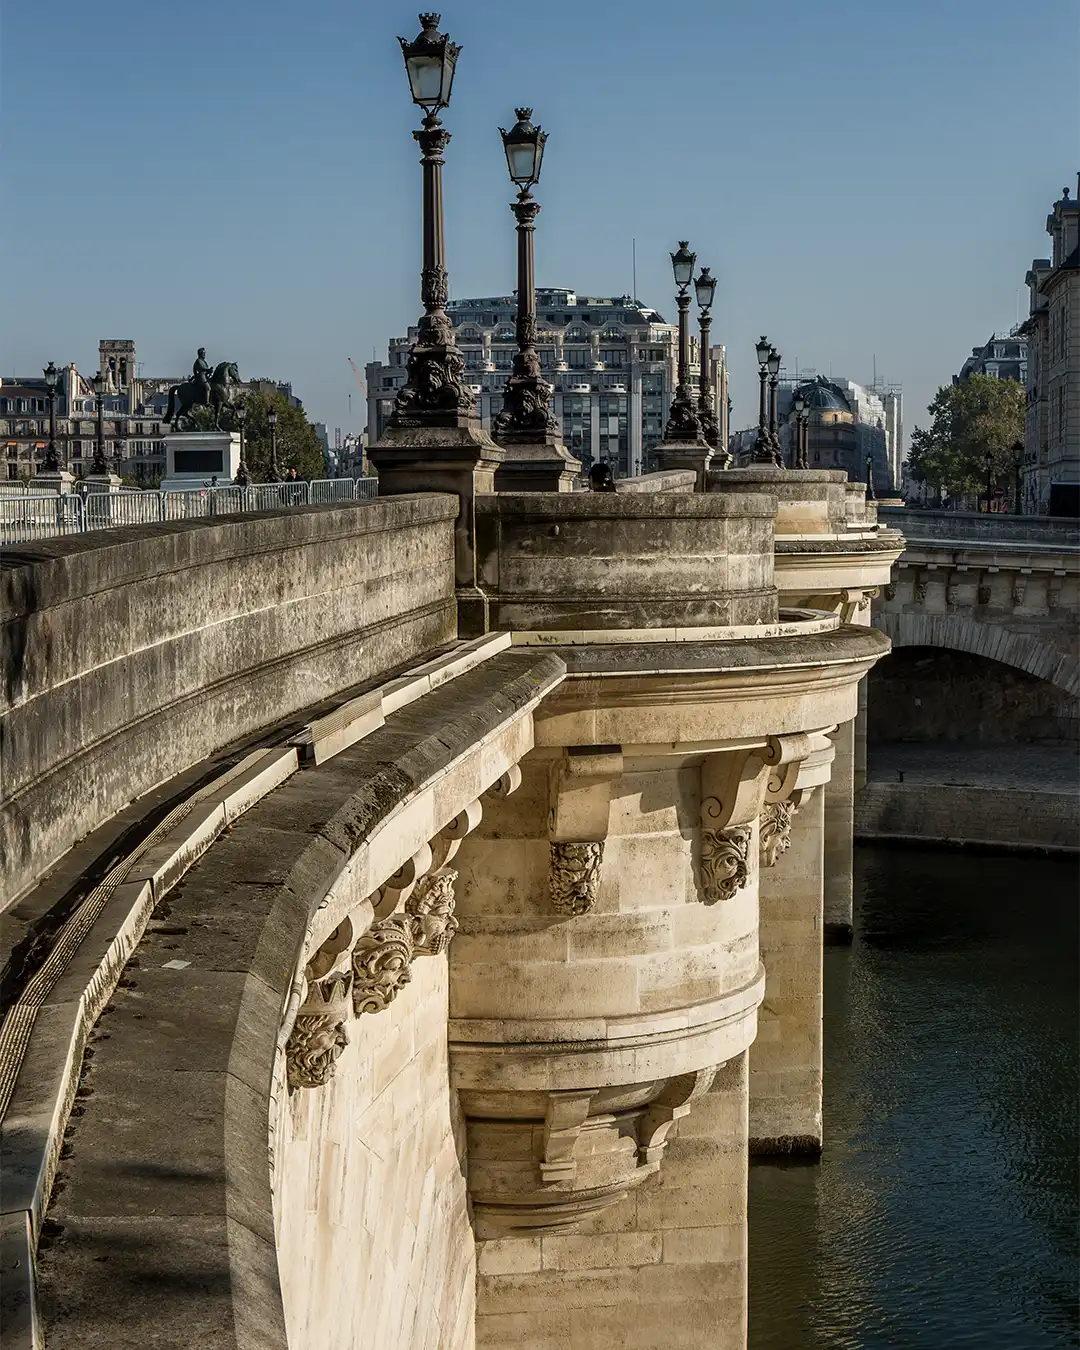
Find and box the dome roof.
[796,377,850,412]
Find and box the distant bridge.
[873,508,1080,696]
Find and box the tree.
[907,375,1024,500]
[173,389,325,481]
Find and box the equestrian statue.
[165,349,241,430]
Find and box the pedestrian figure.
[588,461,616,493]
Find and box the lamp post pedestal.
[84,472,122,494]
[35,470,76,494]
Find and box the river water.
[749,844,1079,1350]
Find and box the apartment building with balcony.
[366,288,729,478]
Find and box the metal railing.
[1,478,378,547]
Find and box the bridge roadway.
[0,470,900,1350]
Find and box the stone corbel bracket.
[758,729,836,867]
[699,736,809,901]
[839,586,879,624]
[547,746,623,916]
[351,867,461,1017]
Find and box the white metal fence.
[0,478,378,546]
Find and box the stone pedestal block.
[33,470,75,494]
[84,473,122,493]
[160,431,240,490]
[493,432,581,493]
[651,438,713,491]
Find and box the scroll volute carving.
[699,747,769,905]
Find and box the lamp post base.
[369,420,505,600]
[651,439,713,491]
[85,473,122,494]
[34,470,76,494]
[493,429,581,492]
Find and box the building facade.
[1,340,303,483]
[956,333,1029,385]
[1021,179,1080,512]
[366,289,729,478]
[729,372,902,494]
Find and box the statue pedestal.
[160,432,241,491]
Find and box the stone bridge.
[873,507,1080,695]
[0,470,903,1350]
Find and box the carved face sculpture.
[407,870,459,955]
[286,1015,349,1092]
[699,828,751,904]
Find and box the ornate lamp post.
[43,361,60,472]
[694,267,721,453]
[662,241,701,443]
[751,336,774,464]
[268,405,280,481]
[865,451,875,501]
[984,447,993,513]
[235,400,249,485]
[1011,440,1023,515]
[491,108,578,490]
[791,390,807,469]
[388,13,474,431]
[766,346,782,462]
[91,370,108,473]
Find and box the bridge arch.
[874,611,1079,697]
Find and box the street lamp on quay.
[751,338,781,465]
[865,452,875,501]
[268,405,280,481]
[694,267,727,463]
[42,361,60,472]
[1011,440,1024,515]
[767,346,782,459]
[235,401,250,485]
[790,390,809,470]
[662,240,703,443]
[492,109,553,438]
[984,447,993,513]
[388,12,474,431]
[91,370,108,474]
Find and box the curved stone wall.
[475,492,778,631]
[0,496,458,909]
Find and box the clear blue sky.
[3,0,1077,444]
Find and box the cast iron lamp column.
[984,448,993,513]
[662,241,702,442]
[751,336,774,463]
[791,390,807,469]
[1011,440,1023,515]
[268,405,280,481]
[91,370,108,473]
[43,361,60,472]
[390,13,474,430]
[694,267,721,453]
[865,452,875,501]
[767,346,782,464]
[235,400,249,485]
[491,108,579,490]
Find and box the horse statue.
[165,361,241,430]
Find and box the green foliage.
[907,376,1024,496]
[236,389,324,482]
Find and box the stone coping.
[538,623,889,677]
[509,609,840,648]
[713,468,849,485]
[3,647,565,1350]
[775,532,903,552]
[476,490,778,519]
[0,493,457,621]
[613,469,697,494]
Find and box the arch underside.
[874,611,1079,697]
